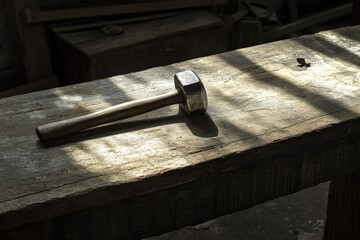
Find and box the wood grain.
[324,172,360,240]
[0,26,359,237]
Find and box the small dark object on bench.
[297,58,311,67]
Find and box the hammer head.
[174,70,208,116]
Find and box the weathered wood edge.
[1,117,360,233]
[9,118,360,239]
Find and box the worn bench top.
[1,26,359,236]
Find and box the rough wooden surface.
[0,26,360,238]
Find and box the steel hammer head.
[174,70,208,116]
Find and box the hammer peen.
[36,70,208,141]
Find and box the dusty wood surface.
[0,26,360,237]
[324,172,360,240]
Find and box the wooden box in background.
[50,10,225,85]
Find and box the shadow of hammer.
[36,70,208,142]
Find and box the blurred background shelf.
[0,0,358,96]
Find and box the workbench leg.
[324,172,360,240]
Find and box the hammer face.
[174,70,208,116]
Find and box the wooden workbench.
[1,25,359,239]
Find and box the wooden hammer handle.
[36,90,182,141]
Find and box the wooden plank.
[53,10,225,84]
[0,26,359,236]
[91,27,225,81]
[50,11,187,34]
[26,0,227,23]
[60,10,222,55]
[263,3,353,42]
[324,172,360,240]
